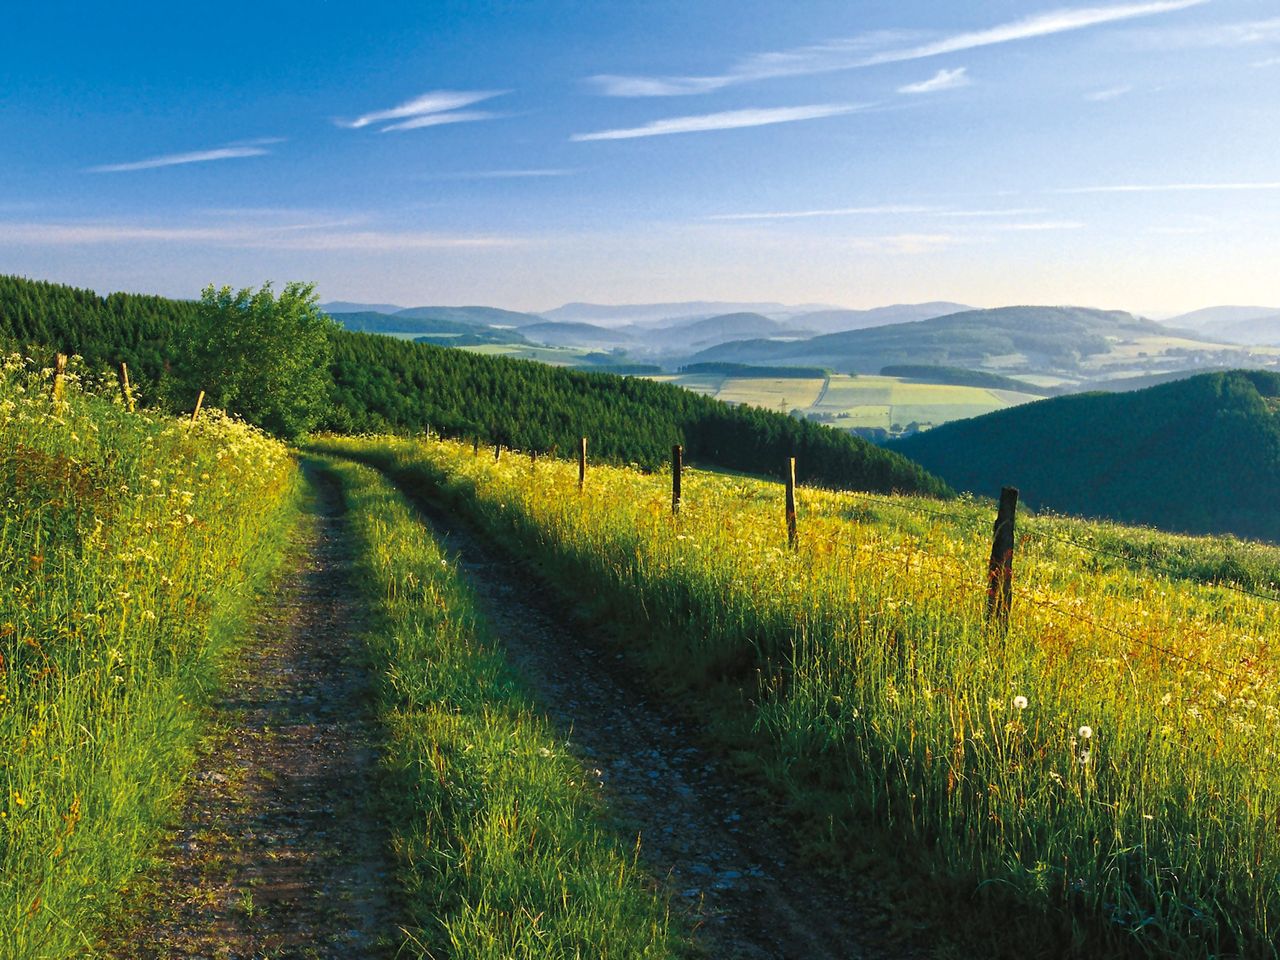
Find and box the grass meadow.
[0,357,298,958]
[318,434,1280,958]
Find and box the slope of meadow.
[0,357,298,958]
[316,434,1280,958]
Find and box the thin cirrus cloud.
[1056,182,1280,193]
[0,219,521,251]
[589,0,1207,96]
[898,67,970,94]
[709,205,1052,221]
[87,139,282,173]
[708,204,939,221]
[1086,84,1135,101]
[337,90,506,132]
[571,104,863,142]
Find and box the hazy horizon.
[3,0,1277,314]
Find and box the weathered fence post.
[985,486,1019,632]
[672,444,682,515]
[578,436,587,491]
[785,457,798,550]
[494,442,501,461]
[52,353,67,403]
[119,362,135,412]
[188,390,205,427]
[473,436,480,456]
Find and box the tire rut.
[104,464,397,960]
[396,478,918,960]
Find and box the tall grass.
[317,435,1280,958]
[319,454,681,959]
[0,356,298,958]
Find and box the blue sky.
[2,0,1277,314]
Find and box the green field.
[655,372,1042,432]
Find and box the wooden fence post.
[672,444,682,515]
[785,457,798,550]
[473,437,480,456]
[119,362,135,412]
[189,390,205,427]
[494,442,501,461]
[985,486,1019,633]
[52,353,67,403]
[578,436,587,491]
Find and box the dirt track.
[104,465,396,959]
[392,474,914,960]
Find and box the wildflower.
[1078,725,1093,740]
[1013,695,1028,710]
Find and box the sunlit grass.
[317,434,1280,958]
[0,356,298,959]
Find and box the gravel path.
[104,465,396,960]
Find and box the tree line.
[0,273,949,496]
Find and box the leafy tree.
[180,281,337,438]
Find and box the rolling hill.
[1163,305,1280,331]
[789,301,972,334]
[691,306,1168,373]
[540,300,837,326]
[892,369,1280,541]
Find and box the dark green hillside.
[0,274,195,387]
[892,370,1280,541]
[692,306,1171,374]
[328,332,949,495]
[0,274,946,497]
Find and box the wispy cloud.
[709,204,938,221]
[0,219,520,251]
[589,1,1206,96]
[991,220,1086,230]
[88,139,281,173]
[571,104,862,141]
[338,90,506,132]
[380,110,498,132]
[1254,56,1280,67]
[1057,181,1280,193]
[1086,84,1134,101]
[936,207,1049,217]
[898,67,971,94]
[1130,16,1280,49]
[709,205,1056,221]
[849,233,961,254]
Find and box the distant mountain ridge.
[788,302,973,334]
[540,300,841,327]
[689,305,1171,374]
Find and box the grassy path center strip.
[322,454,686,959]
